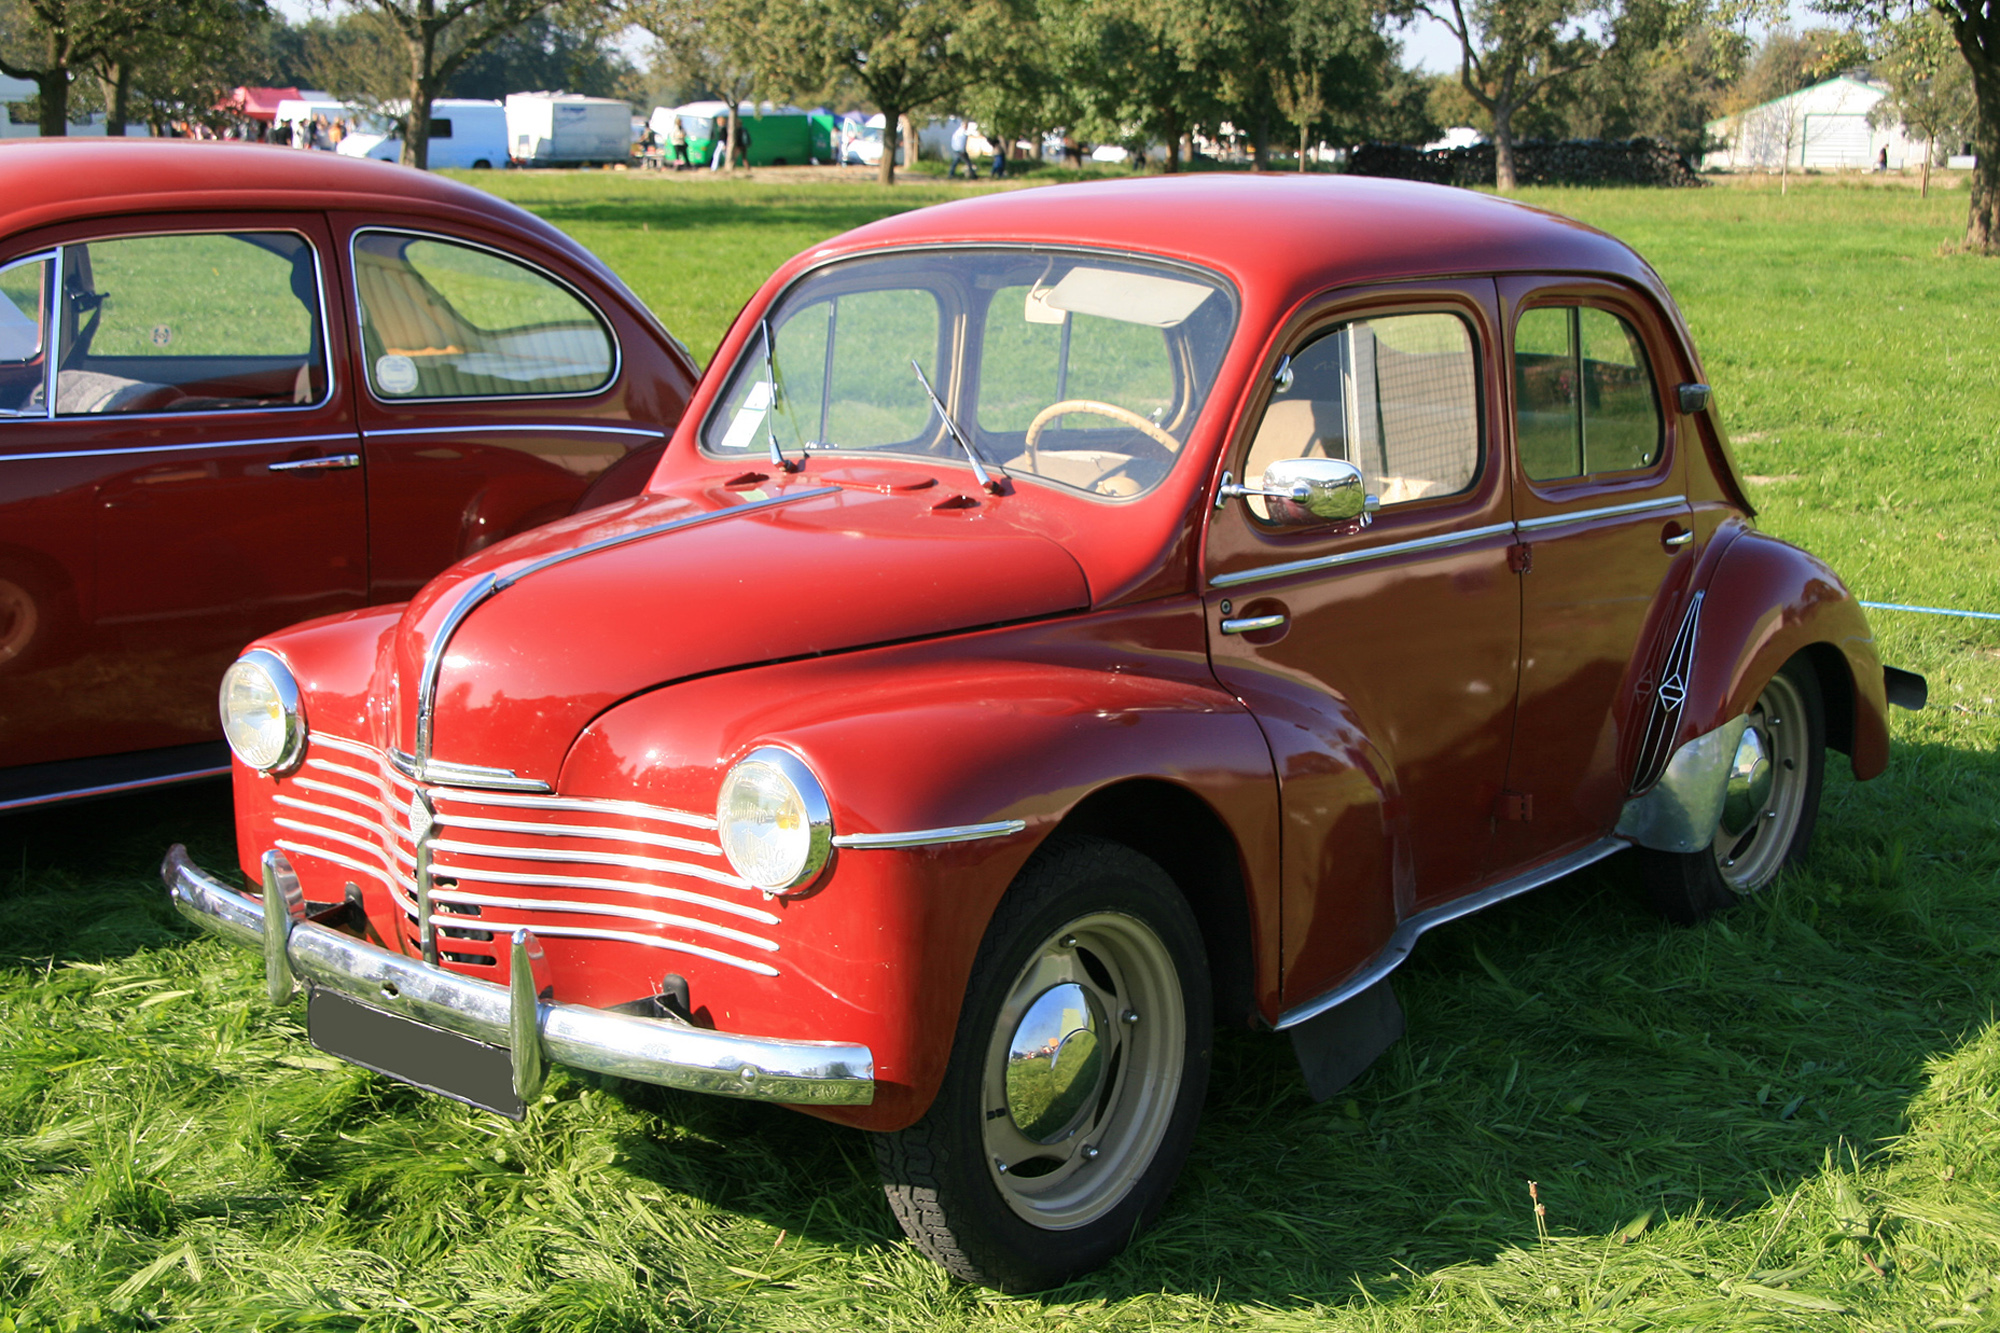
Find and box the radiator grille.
[271,733,781,979]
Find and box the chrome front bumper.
[163,845,875,1107]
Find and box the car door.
[1203,281,1519,1008]
[1494,277,1696,866]
[0,215,365,772]
[330,215,680,604]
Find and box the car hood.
[383,479,1091,786]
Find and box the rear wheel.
[873,836,1211,1291]
[1641,657,1824,922]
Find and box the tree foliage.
[0,0,264,135]
[1869,7,1976,193]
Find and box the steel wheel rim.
[1711,672,1810,892]
[981,910,1185,1231]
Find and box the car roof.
[812,174,1662,304]
[0,139,577,258]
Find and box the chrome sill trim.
[0,433,354,466]
[831,819,1028,850]
[1211,522,1516,590]
[1273,838,1625,1031]
[167,845,872,1104]
[362,423,667,440]
[1514,495,1687,532]
[0,762,232,813]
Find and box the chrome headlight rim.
[717,745,833,895]
[219,648,307,774]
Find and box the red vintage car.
[166,175,1925,1290]
[0,139,697,812]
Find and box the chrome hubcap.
[982,911,1183,1230]
[1711,672,1810,892]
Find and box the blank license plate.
[307,987,525,1119]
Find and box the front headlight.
[219,649,306,772]
[717,747,832,895]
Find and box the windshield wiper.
[761,319,799,473]
[909,359,1001,495]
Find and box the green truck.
[648,103,836,167]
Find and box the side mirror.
[1677,382,1711,414]
[1218,457,1379,529]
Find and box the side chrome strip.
[362,423,667,440]
[832,819,1028,850]
[1273,838,1625,1031]
[1,433,355,465]
[1212,522,1516,590]
[1514,495,1688,532]
[411,486,839,781]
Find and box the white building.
[1703,75,1919,172]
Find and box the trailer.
[506,92,631,166]
[650,102,834,167]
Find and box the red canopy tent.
[219,88,302,123]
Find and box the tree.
[761,0,1023,183]
[343,0,563,169]
[1818,0,1998,252]
[627,0,758,171]
[1,0,132,133]
[1044,0,1221,172]
[1869,6,1976,194]
[0,0,263,135]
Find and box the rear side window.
[1514,305,1662,481]
[353,231,614,400]
[1242,311,1481,518]
[47,232,326,416]
[0,253,52,416]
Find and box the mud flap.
[1288,976,1406,1102]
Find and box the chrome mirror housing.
[1218,457,1378,530]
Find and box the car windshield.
[700,249,1238,500]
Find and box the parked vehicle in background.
[505,93,631,167]
[166,175,1925,1291]
[338,100,508,170]
[273,97,360,149]
[0,139,699,812]
[649,103,835,167]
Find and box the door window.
[1241,311,1481,519]
[0,253,53,417]
[45,232,327,416]
[352,231,615,400]
[1514,305,1661,481]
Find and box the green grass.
[2,176,1996,1330]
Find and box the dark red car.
[166,175,1924,1290]
[0,140,697,811]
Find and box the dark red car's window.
[1515,305,1662,481]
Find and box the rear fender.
[1682,529,1889,779]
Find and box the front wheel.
[872,835,1211,1291]
[1640,657,1825,923]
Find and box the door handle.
[268,453,361,472]
[1661,523,1694,550]
[1221,613,1287,635]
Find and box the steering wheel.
[1023,399,1180,473]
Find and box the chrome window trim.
[1514,495,1687,531]
[0,249,59,421]
[1275,837,1624,1031]
[350,226,622,405]
[1210,521,1516,590]
[0,431,355,464]
[361,422,665,440]
[831,819,1028,850]
[31,228,337,419]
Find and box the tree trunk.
[403,26,439,170]
[878,103,901,184]
[724,106,738,170]
[100,63,132,135]
[1968,69,2000,252]
[1921,139,1931,199]
[1297,123,1308,172]
[36,31,71,136]
[1251,112,1269,171]
[1492,103,1518,190]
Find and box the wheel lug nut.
[1080,1144,1100,1161]
[1059,935,1077,949]
[1122,1009,1139,1024]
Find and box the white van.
[505,92,631,166]
[335,99,507,169]
[272,97,359,150]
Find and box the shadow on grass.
[0,780,234,966]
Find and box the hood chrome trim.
[407,486,840,786]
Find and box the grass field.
[2,173,1996,1331]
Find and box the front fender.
[1684,528,1889,780]
[557,600,1280,1130]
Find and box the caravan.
[505,93,632,166]
[337,100,508,169]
